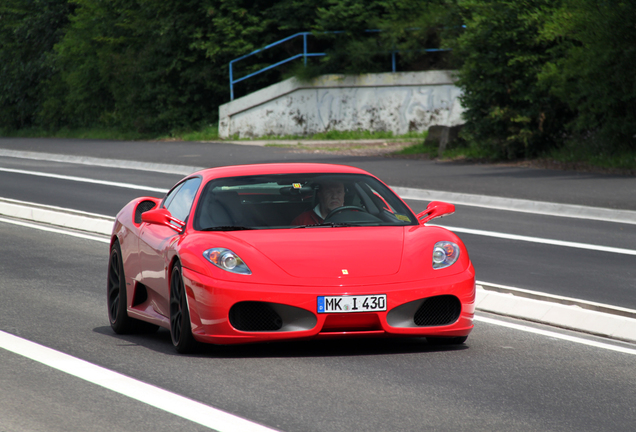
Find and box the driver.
[292,181,344,225]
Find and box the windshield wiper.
[199,226,254,231]
[293,222,353,228]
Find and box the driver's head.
[317,181,345,217]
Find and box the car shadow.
[93,326,469,358]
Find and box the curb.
[0,197,114,236]
[476,283,636,343]
[2,149,635,225]
[1,198,634,344]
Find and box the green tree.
[45,0,225,132]
[197,0,308,100]
[0,0,73,130]
[308,0,454,75]
[452,0,572,159]
[44,0,319,131]
[539,0,636,151]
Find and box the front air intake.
[135,200,157,224]
[413,295,461,326]
[229,302,283,331]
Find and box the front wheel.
[170,261,198,353]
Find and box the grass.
[0,125,220,142]
[393,141,438,157]
[393,138,497,160]
[0,126,153,141]
[540,143,636,173]
[237,129,428,142]
[0,125,423,143]
[173,125,220,141]
[395,138,636,174]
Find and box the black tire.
[426,336,468,346]
[107,240,159,334]
[107,240,137,334]
[170,261,198,353]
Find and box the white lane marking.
[2,147,635,225]
[1,211,633,318]
[2,211,635,355]
[0,216,110,243]
[1,196,115,220]
[477,280,636,317]
[1,194,634,257]
[475,316,636,355]
[0,331,279,432]
[0,197,114,235]
[0,167,168,193]
[434,224,636,256]
[395,186,636,226]
[0,148,201,175]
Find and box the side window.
[163,183,184,210]
[165,177,202,222]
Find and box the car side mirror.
[141,208,185,233]
[417,201,455,225]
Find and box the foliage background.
[0,0,634,159]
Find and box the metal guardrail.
[229,31,448,100]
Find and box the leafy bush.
[539,0,636,151]
[1,0,634,160]
[42,0,224,132]
[0,0,73,129]
[306,0,453,76]
[451,0,573,159]
[39,0,321,133]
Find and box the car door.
[139,177,202,317]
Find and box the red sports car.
[107,163,475,353]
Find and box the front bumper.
[182,267,475,345]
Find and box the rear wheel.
[107,241,136,334]
[426,336,468,346]
[170,261,198,353]
[107,240,158,334]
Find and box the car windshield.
[193,173,417,230]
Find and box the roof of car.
[192,163,371,180]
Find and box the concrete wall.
[219,70,464,138]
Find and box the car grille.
[229,301,283,331]
[413,295,461,326]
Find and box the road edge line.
[393,186,636,225]
[476,283,636,344]
[2,148,635,224]
[0,330,280,432]
[2,198,635,344]
[0,197,114,236]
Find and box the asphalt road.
[1,138,634,307]
[1,137,635,209]
[1,138,635,431]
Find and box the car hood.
[232,227,405,278]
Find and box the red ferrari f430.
[107,163,475,353]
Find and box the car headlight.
[203,248,251,275]
[432,241,460,269]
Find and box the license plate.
[317,294,387,313]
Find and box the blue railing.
[229,31,448,100]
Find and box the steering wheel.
[324,205,366,220]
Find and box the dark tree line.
[1,0,634,157]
